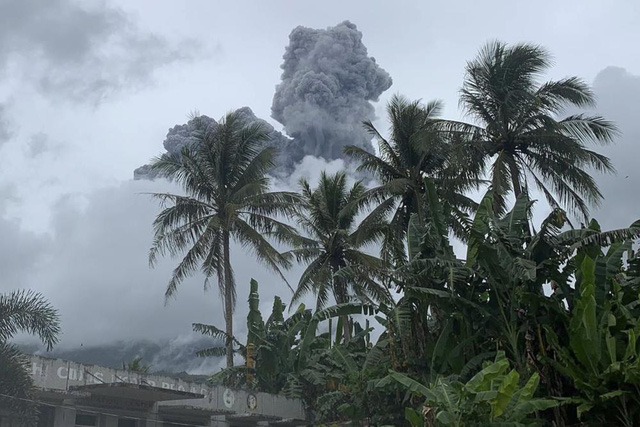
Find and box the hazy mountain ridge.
[20,336,222,378]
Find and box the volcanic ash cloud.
[271,20,392,163]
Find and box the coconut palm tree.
[149,111,300,368]
[345,94,480,264]
[0,290,60,425]
[286,171,391,339]
[453,41,617,218]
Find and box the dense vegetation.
[0,290,60,425]
[152,41,640,425]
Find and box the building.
[0,355,307,427]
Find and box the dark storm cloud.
[0,0,200,104]
[271,20,392,162]
[586,67,640,229]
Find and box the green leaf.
[467,191,494,267]
[466,358,509,392]
[519,372,540,402]
[510,399,559,420]
[605,332,617,364]
[407,214,424,262]
[435,410,458,426]
[576,401,594,418]
[491,369,519,419]
[601,390,626,400]
[385,371,438,401]
[331,345,357,374]
[404,407,424,427]
[569,255,602,372]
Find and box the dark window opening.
[117,418,136,427]
[37,406,55,427]
[75,414,97,427]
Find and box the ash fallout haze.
[0,0,639,374]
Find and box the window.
[117,418,136,427]
[75,414,97,427]
[37,406,55,427]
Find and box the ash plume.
[135,21,392,180]
[134,108,293,180]
[271,20,392,162]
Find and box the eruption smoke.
[134,108,292,179]
[271,20,392,161]
[135,21,392,180]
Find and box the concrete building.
[0,355,307,427]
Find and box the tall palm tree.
[454,41,617,218]
[345,94,480,264]
[1,290,60,425]
[149,111,300,368]
[286,171,391,339]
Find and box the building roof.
[69,383,203,402]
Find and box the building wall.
[27,355,306,426]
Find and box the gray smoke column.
[271,21,392,161]
[134,109,293,179]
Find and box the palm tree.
[149,111,300,368]
[1,290,60,425]
[286,171,391,339]
[345,94,480,264]
[454,41,617,218]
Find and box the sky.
[1,0,639,355]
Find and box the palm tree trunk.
[506,155,522,197]
[336,283,351,342]
[223,230,234,368]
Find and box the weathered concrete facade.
[0,355,306,427]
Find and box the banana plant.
[381,351,558,426]
[194,279,377,396]
[544,246,640,426]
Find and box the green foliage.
[454,41,617,219]
[544,244,640,425]
[345,94,479,264]
[383,352,558,426]
[164,41,634,427]
[0,290,60,426]
[287,171,391,315]
[148,111,301,367]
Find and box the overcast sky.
[1,0,639,351]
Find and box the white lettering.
[31,363,43,377]
[57,367,68,379]
[177,385,185,391]
[68,368,77,381]
[147,380,156,387]
[162,382,170,389]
